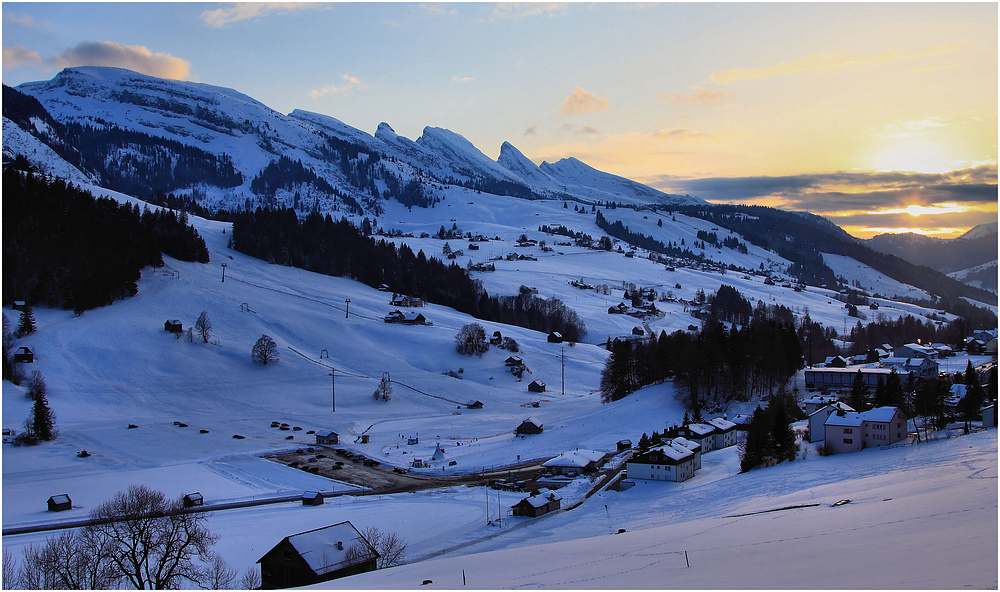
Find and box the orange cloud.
[309,75,367,98]
[53,41,190,79]
[557,87,611,116]
[201,3,321,27]
[2,45,42,68]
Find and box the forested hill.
[674,204,998,307]
[2,167,209,312]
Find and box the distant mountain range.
[867,222,998,292]
[2,66,995,309]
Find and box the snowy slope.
[540,156,703,206]
[822,253,931,300]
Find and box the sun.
[872,140,951,174]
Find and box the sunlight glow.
[842,226,970,239]
[873,203,972,217]
[872,140,952,174]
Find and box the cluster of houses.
[383,310,429,325]
[804,342,949,390]
[625,417,737,483]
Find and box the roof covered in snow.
[543,449,605,468]
[273,521,375,576]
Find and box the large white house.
[706,417,738,449]
[669,437,702,470]
[823,406,908,454]
[626,444,695,482]
[808,401,855,443]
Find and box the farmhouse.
[516,417,543,435]
[542,449,606,477]
[510,489,562,517]
[706,417,737,448]
[807,401,855,443]
[383,310,428,325]
[315,430,338,446]
[823,406,908,454]
[257,521,378,589]
[626,444,696,482]
[528,379,546,393]
[505,356,524,367]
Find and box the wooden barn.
[182,492,204,508]
[510,490,562,518]
[13,346,33,363]
[547,331,564,343]
[528,380,546,393]
[516,417,543,435]
[257,521,378,589]
[47,494,71,512]
[465,400,484,409]
[301,491,324,506]
[164,320,183,334]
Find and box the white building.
[808,401,855,443]
[542,449,606,477]
[823,406,908,454]
[706,417,738,449]
[626,444,696,482]
[669,437,702,470]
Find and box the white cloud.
[201,3,320,28]
[490,3,569,21]
[452,75,474,82]
[557,87,611,116]
[53,41,190,79]
[309,74,367,98]
[3,13,33,27]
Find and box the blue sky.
[3,2,997,237]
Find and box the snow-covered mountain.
[4,66,700,214]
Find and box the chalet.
[966,338,987,355]
[12,346,33,364]
[617,439,633,452]
[510,490,561,518]
[164,320,183,334]
[383,310,428,325]
[547,331,564,343]
[301,491,324,506]
[542,449,606,477]
[465,400,484,409]
[823,406,908,454]
[706,417,737,448]
[315,431,339,446]
[389,294,425,308]
[608,302,629,315]
[677,423,717,452]
[626,444,695,482]
[516,417,543,435]
[807,402,854,443]
[893,343,937,359]
[505,356,524,367]
[823,356,850,368]
[669,437,702,470]
[528,379,546,393]
[47,494,72,512]
[182,492,204,508]
[881,357,938,380]
[257,521,378,589]
[802,394,839,416]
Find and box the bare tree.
[237,566,261,590]
[12,530,120,589]
[195,311,212,343]
[3,548,18,589]
[87,485,219,590]
[251,335,278,365]
[203,553,236,590]
[354,526,407,570]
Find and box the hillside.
[867,222,998,278]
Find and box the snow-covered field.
[2,186,995,588]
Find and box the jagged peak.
[375,122,397,138]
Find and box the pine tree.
[848,370,870,412]
[962,361,986,433]
[30,392,55,441]
[16,306,36,337]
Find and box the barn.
[510,489,562,517]
[301,491,324,506]
[182,492,204,508]
[47,494,72,512]
[516,417,543,435]
[547,332,564,343]
[257,521,378,589]
[315,430,339,446]
[528,380,546,393]
[164,320,183,334]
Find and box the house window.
[844,438,853,444]
[843,428,853,434]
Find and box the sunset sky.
[3,2,996,238]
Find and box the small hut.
[528,380,546,393]
[13,346,33,363]
[47,494,72,512]
[183,492,204,508]
[516,417,543,435]
[315,431,339,446]
[302,491,324,506]
[164,320,183,334]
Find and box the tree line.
[3,168,208,313]
[228,208,585,341]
